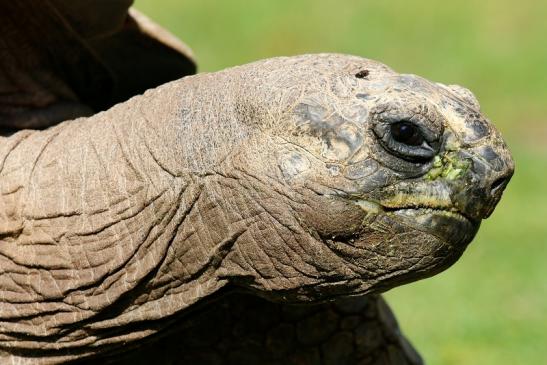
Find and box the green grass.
[136,1,546,363]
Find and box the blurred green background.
[137,1,546,364]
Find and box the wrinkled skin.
[0,53,513,364]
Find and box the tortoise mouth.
[354,199,480,247]
[387,207,480,247]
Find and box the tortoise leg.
[97,293,423,365]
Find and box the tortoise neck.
[0,101,229,361]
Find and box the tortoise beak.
[390,208,480,247]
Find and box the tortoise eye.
[391,121,424,146]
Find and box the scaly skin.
[0,54,513,363]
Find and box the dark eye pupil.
[391,122,424,146]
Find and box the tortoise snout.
[481,166,514,218]
[453,144,514,220]
[489,170,512,198]
[468,144,515,219]
[482,142,515,200]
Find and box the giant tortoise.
[0,1,514,364]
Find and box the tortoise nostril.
[355,69,370,78]
[490,176,509,195]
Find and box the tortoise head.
[218,54,514,300]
